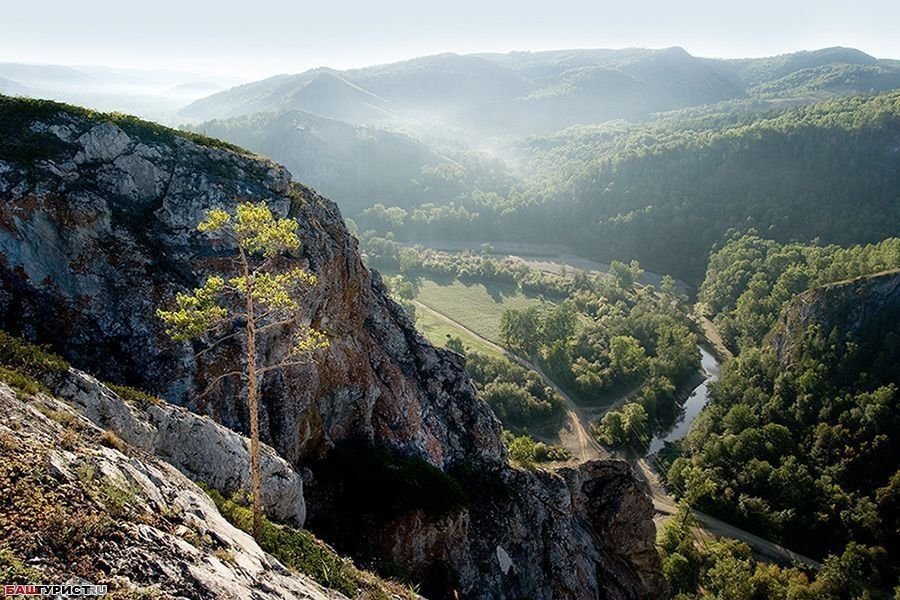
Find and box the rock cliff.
[772,269,900,386]
[0,96,664,598]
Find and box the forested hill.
[667,263,900,596]
[180,46,900,132]
[355,92,900,283]
[544,91,900,281]
[189,110,463,215]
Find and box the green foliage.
[0,331,70,395]
[466,351,563,426]
[700,232,900,352]
[0,366,42,396]
[499,306,543,355]
[368,243,700,432]
[359,92,900,283]
[501,431,570,465]
[658,508,899,599]
[595,402,649,447]
[445,335,465,355]
[506,432,537,466]
[157,276,228,342]
[105,383,163,408]
[157,202,327,355]
[0,330,70,379]
[0,549,44,584]
[206,488,388,598]
[669,240,900,596]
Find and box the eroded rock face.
[54,368,306,526]
[0,101,664,599]
[772,269,900,371]
[0,115,503,471]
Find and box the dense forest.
[662,236,900,597]
[658,507,896,599]
[352,92,900,282]
[699,232,900,352]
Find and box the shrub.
[507,434,536,465]
[106,383,163,408]
[0,549,43,584]
[98,430,126,452]
[0,366,42,395]
[0,331,69,381]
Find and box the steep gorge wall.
[0,98,664,598]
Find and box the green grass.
[0,366,43,395]
[205,487,409,599]
[415,308,505,359]
[414,279,550,344]
[0,331,69,394]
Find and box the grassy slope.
[414,279,550,343]
[415,307,505,359]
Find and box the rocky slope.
[0,378,347,599]
[0,96,664,598]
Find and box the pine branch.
[194,329,243,358]
[257,358,312,375]
[196,370,246,398]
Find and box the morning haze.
[1,1,899,598]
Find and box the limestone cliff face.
[0,97,664,598]
[0,104,502,470]
[772,269,900,378]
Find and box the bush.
[503,431,571,465]
[106,383,163,408]
[0,366,42,395]
[0,331,69,381]
[98,430,126,452]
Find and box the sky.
[2,0,899,80]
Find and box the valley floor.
[411,262,823,575]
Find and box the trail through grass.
[414,279,550,343]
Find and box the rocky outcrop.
[0,97,663,598]
[0,381,345,599]
[0,99,503,471]
[452,461,664,599]
[772,269,900,382]
[54,367,306,526]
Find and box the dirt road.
[632,458,822,570]
[414,299,820,570]
[413,300,604,461]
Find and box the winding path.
[413,300,604,461]
[413,298,822,571]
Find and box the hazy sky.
[2,0,899,80]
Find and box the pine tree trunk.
[242,252,263,541]
[247,321,262,540]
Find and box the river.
[648,346,721,454]
[404,238,720,453]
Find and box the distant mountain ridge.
[180,46,900,133]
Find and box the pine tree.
[157,201,328,539]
